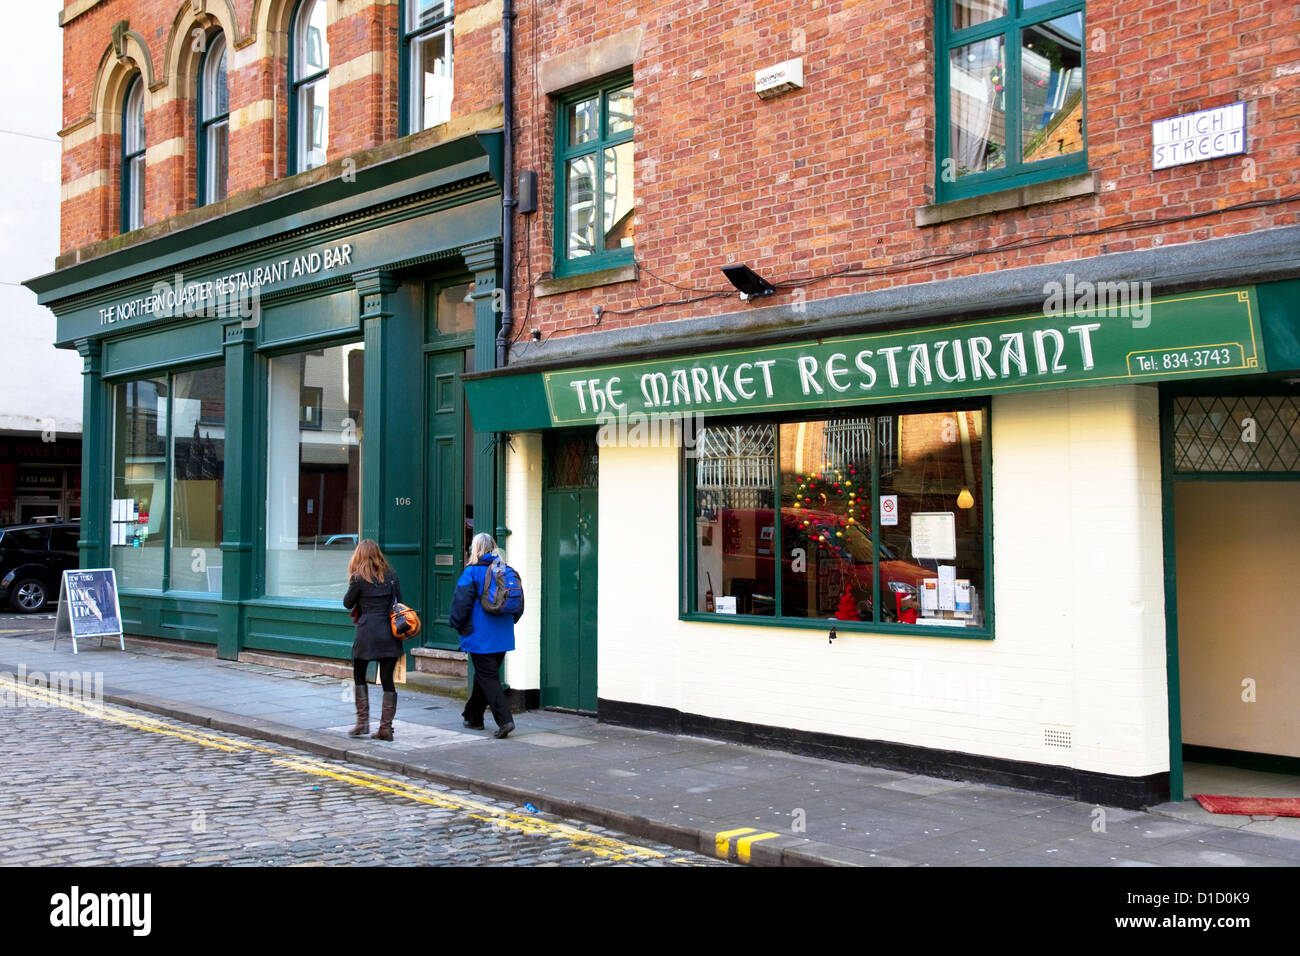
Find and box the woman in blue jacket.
[448,533,521,738]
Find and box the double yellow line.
[1,674,674,864]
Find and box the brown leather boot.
[372,691,397,741]
[349,685,370,737]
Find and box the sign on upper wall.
[1152,102,1247,170]
[534,288,1263,426]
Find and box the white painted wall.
[503,431,543,690]
[593,386,1169,779]
[0,0,82,435]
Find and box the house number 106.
[394,497,412,506]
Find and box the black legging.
[353,658,397,692]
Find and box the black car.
[0,522,81,613]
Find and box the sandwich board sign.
[53,568,125,654]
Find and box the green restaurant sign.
[535,288,1263,425]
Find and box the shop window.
[553,76,635,277]
[265,343,364,601]
[689,408,988,631]
[111,377,168,589]
[936,0,1085,202]
[198,31,229,206]
[122,74,145,232]
[291,0,329,173]
[402,0,454,134]
[169,368,226,593]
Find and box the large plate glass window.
[169,368,226,593]
[403,0,453,133]
[265,343,364,600]
[937,0,1085,201]
[691,407,988,631]
[110,378,169,589]
[122,75,145,231]
[554,77,635,277]
[198,31,229,205]
[291,0,330,172]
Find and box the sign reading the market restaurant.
[542,288,1263,425]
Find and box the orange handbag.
[390,602,422,640]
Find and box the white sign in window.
[1152,102,1246,170]
[911,512,956,561]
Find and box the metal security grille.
[1172,395,1300,473]
[695,423,775,511]
[822,418,874,467]
[545,432,599,488]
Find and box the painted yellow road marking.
[736,831,779,864]
[715,827,758,859]
[1,677,275,754]
[2,674,671,864]
[272,755,666,862]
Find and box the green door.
[542,432,599,712]
[425,350,472,648]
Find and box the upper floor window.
[936,0,1086,202]
[122,75,145,232]
[554,77,635,277]
[291,0,329,172]
[402,0,453,134]
[198,31,229,206]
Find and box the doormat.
[1193,794,1300,817]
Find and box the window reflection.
[265,344,364,600]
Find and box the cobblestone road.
[0,675,725,867]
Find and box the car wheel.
[11,578,48,613]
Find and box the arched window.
[291,0,329,172]
[402,0,453,134]
[122,75,145,231]
[197,32,229,206]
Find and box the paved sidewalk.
[3,625,1298,867]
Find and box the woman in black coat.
[343,539,404,740]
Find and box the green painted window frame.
[255,334,366,605]
[121,74,145,233]
[196,31,229,207]
[399,0,455,137]
[288,0,329,175]
[552,75,635,279]
[680,399,995,640]
[934,0,1087,203]
[107,362,226,597]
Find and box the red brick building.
[468,0,1300,807]
[28,1,1300,806]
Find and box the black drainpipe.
[495,0,517,368]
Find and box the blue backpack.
[479,559,525,618]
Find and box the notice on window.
[880,494,898,527]
[920,578,938,613]
[937,565,956,611]
[715,596,737,615]
[911,512,956,561]
[955,579,972,616]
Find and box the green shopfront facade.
[28,132,506,662]
[467,276,1300,808]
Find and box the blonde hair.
[348,538,392,584]
[467,533,498,566]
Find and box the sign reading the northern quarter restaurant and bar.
[95,243,356,328]
[1152,102,1246,170]
[540,289,1263,426]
